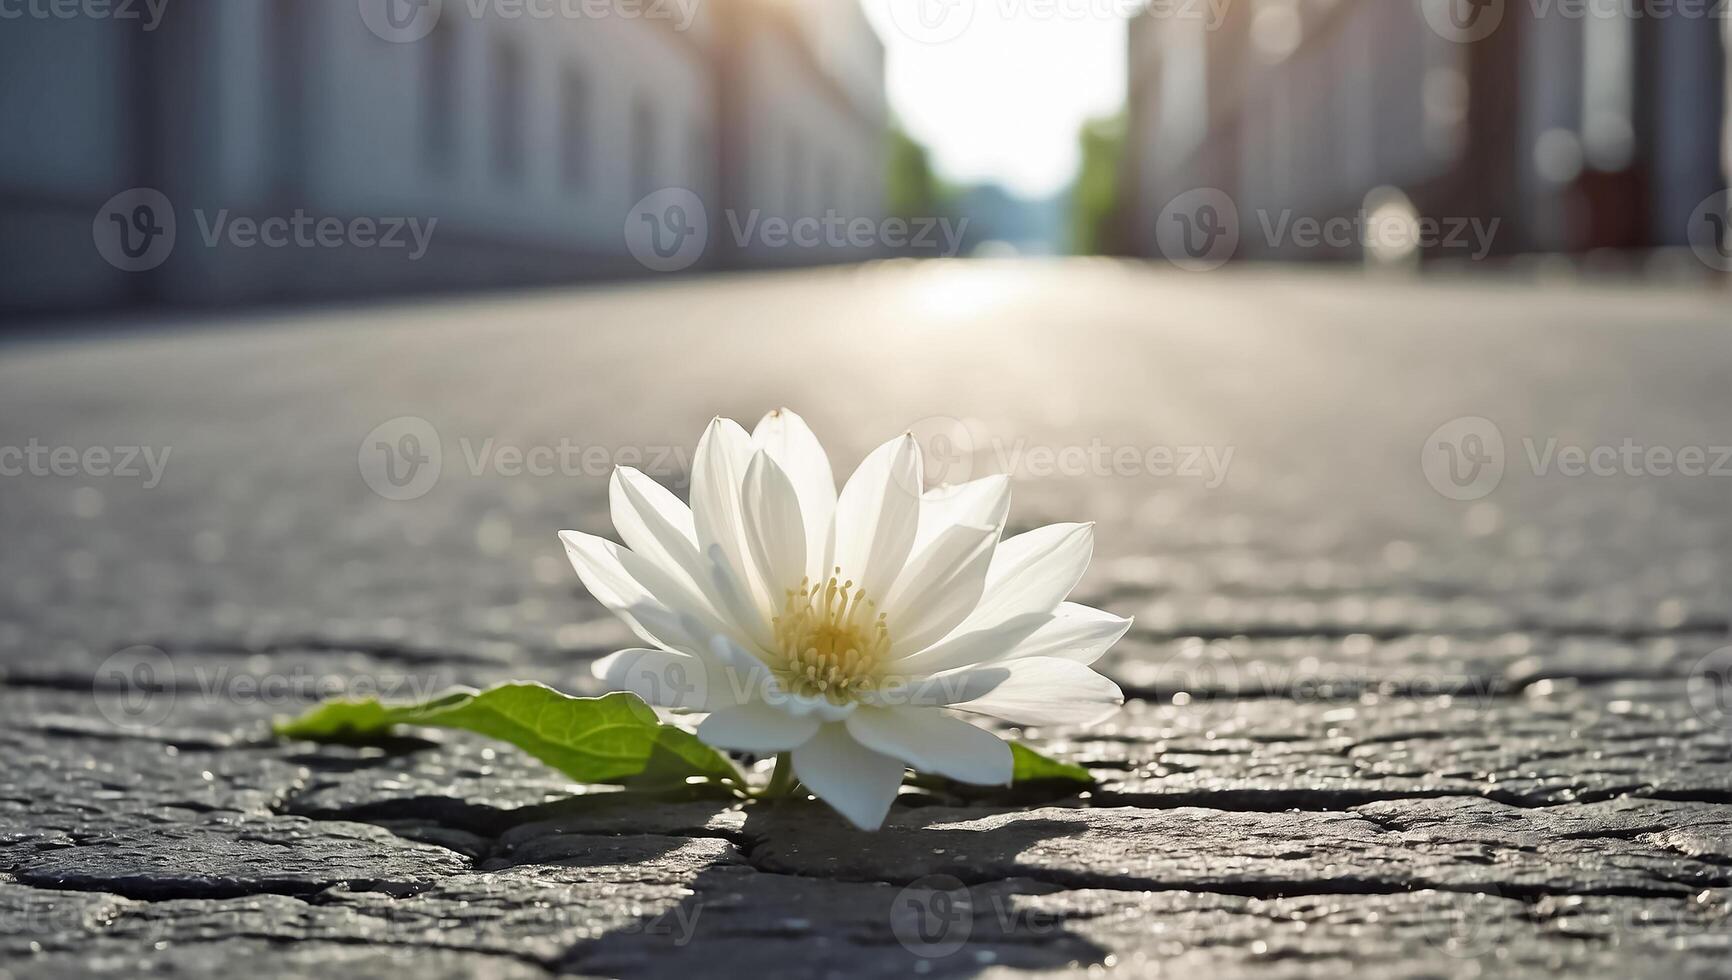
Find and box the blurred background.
[1,0,1726,317]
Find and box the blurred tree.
[886,127,946,219]
[1070,114,1125,256]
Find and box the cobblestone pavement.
[1,261,1729,978]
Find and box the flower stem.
[759,752,798,800]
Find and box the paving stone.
[11,875,1729,980]
[9,816,470,900]
[1022,682,1732,809]
[0,940,553,980]
[746,799,1732,898]
[1098,631,1728,700]
[0,728,307,866]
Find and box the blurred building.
[0,0,886,315]
[715,0,888,268]
[1123,0,1729,264]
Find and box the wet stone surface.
[1,266,1729,977]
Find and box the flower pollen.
[771,568,892,703]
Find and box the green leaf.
[275,683,739,789]
[1010,743,1094,785]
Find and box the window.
[633,100,655,202]
[1581,14,1635,171]
[561,67,587,190]
[426,18,457,175]
[688,122,709,196]
[269,0,306,194]
[493,35,524,182]
[785,134,803,217]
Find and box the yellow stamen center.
[770,568,892,703]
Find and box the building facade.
[714,0,888,268]
[0,0,886,315]
[1123,0,1729,264]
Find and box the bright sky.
[859,0,1130,200]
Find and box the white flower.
[560,410,1128,830]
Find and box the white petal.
[829,434,923,600]
[882,523,999,656]
[691,418,771,614]
[741,452,808,601]
[707,634,775,703]
[913,475,1010,551]
[947,657,1124,728]
[702,543,776,650]
[845,706,1012,786]
[865,664,1013,710]
[999,603,1132,666]
[891,610,1051,677]
[791,723,908,831]
[602,467,737,637]
[751,408,836,579]
[965,523,1095,630]
[559,530,701,654]
[698,701,821,752]
[608,467,717,607]
[590,647,729,710]
[768,687,857,723]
